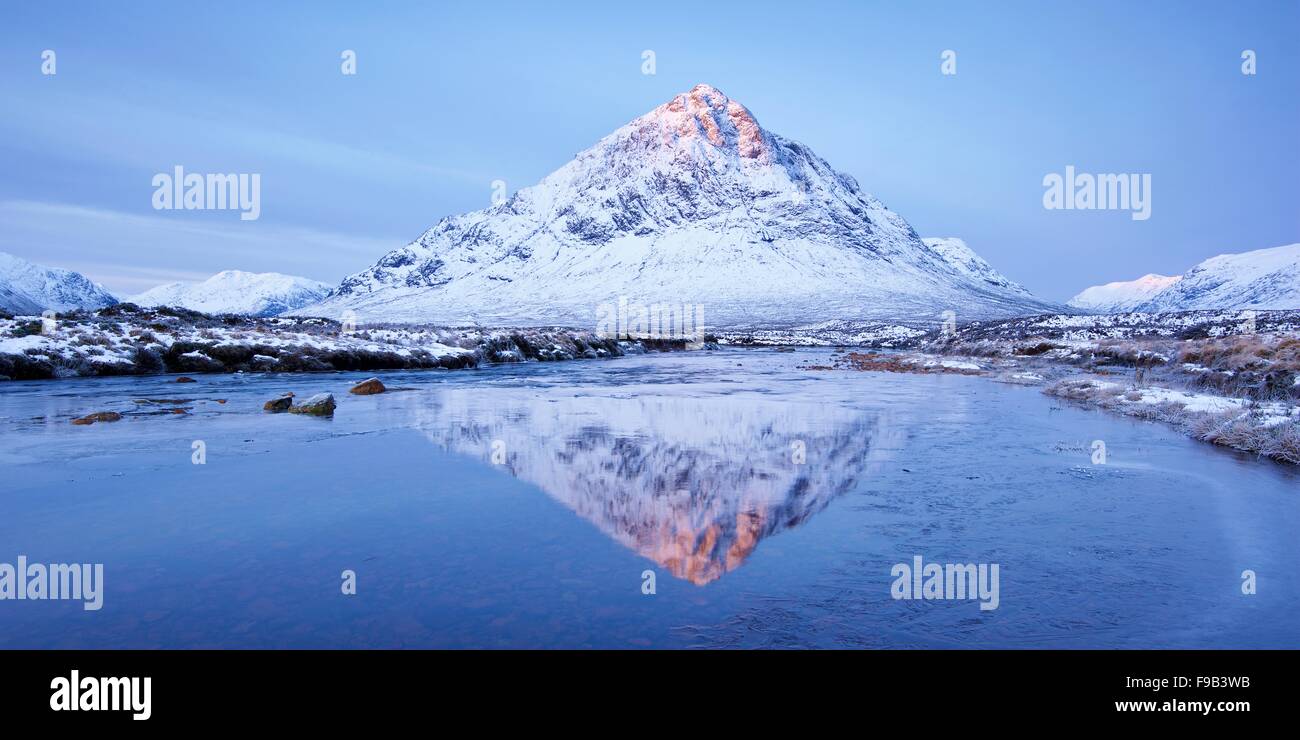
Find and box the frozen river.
[1,348,1296,648]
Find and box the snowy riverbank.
[0,304,687,381]
[805,311,1300,465]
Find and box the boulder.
[289,393,336,417]
[71,411,122,425]
[349,377,386,395]
[263,393,294,413]
[176,376,197,383]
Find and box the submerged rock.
[349,377,386,395]
[289,393,336,416]
[71,411,122,425]
[263,393,294,412]
[175,376,197,383]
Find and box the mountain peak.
[637,84,770,161]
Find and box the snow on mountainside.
[921,237,1032,296]
[130,270,332,317]
[1070,244,1300,313]
[302,84,1060,328]
[1135,244,1300,313]
[0,251,118,315]
[1068,274,1182,312]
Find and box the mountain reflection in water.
[418,388,898,584]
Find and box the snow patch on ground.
[1122,387,1245,414]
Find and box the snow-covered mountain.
[0,251,118,315]
[1136,244,1300,313]
[1071,243,1300,313]
[1068,274,1182,312]
[130,270,331,317]
[302,84,1060,328]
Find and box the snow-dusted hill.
[302,84,1060,329]
[130,270,331,317]
[1068,274,1182,312]
[0,251,118,315]
[1136,244,1300,312]
[1071,243,1300,313]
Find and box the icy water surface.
[1,349,1296,648]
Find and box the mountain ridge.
[1070,243,1300,313]
[1068,273,1182,312]
[130,270,332,317]
[0,251,118,315]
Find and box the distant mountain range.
[1070,243,1300,313]
[129,270,331,317]
[298,84,1061,328]
[1067,273,1182,313]
[0,253,329,319]
[0,251,117,315]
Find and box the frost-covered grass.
[941,308,1300,342]
[0,304,673,381]
[717,320,927,348]
[925,312,1300,403]
[823,310,1300,466]
[1046,377,1300,464]
[826,351,984,375]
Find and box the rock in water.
[349,377,386,395]
[263,393,294,412]
[289,393,336,416]
[71,411,122,425]
[175,376,197,383]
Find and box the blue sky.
[1,0,1296,299]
